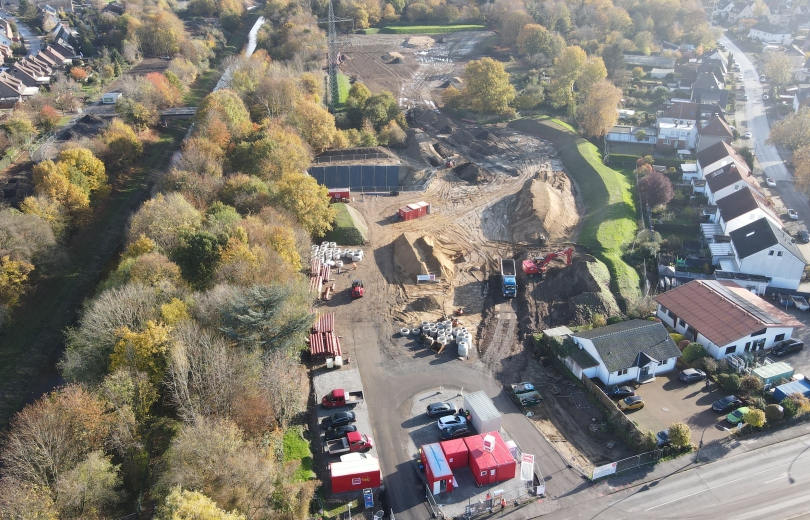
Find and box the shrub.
[635,430,657,453]
[696,357,718,375]
[682,342,708,363]
[716,373,729,387]
[607,316,624,325]
[748,396,767,411]
[764,404,784,422]
[668,422,691,448]
[739,375,763,394]
[781,392,810,419]
[592,314,606,327]
[670,333,686,345]
[723,374,741,392]
[743,408,765,428]
[678,339,691,351]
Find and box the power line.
[318,0,352,112]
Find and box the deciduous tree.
[274,172,335,237]
[128,192,203,254]
[160,487,246,520]
[667,422,691,448]
[110,320,171,384]
[579,79,622,138]
[764,52,794,91]
[197,89,253,141]
[461,58,516,115]
[767,107,810,150]
[549,45,586,113]
[287,99,340,153]
[0,256,34,308]
[638,170,674,208]
[743,408,765,427]
[55,451,123,518]
[100,119,143,167]
[517,24,565,62]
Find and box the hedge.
[379,24,486,34]
[508,117,641,306]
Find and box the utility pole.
[318,0,352,112]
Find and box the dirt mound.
[480,171,579,243]
[403,36,434,48]
[432,142,454,158]
[390,57,403,64]
[407,295,442,312]
[475,130,497,142]
[61,114,106,139]
[454,161,493,184]
[531,255,621,326]
[393,232,455,282]
[382,51,404,60]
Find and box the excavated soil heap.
[481,171,579,243]
[454,161,493,184]
[407,295,442,312]
[403,36,434,48]
[533,255,621,326]
[393,232,455,282]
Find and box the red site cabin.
[421,443,455,495]
[463,432,516,486]
[330,457,382,494]
[440,438,469,470]
[328,188,350,203]
[398,201,431,220]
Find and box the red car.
[351,280,364,299]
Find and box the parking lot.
[621,372,735,445]
[776,305,810,375]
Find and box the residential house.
[0,71,25,107]
[34,0,73,12]
[696,140,746,178]
[696,116,734,152]
[49,41,76,62]
[749,21,792,44]
[0,30,11,48]
[0,43,11,65]
[793,84,810,112]
[622,54,676,68]
[681,162,699,182]
[788,10,810,32]
[656,101,698,151]
[714,0,735,18]
[704,163,758,204]
[38,45,70,66]
[715,185,781,233]
[9,59,51,86]
[0,18,13,41]
[722,218,807,290]
[102,1,125,14]
[605,125,657,145]
[691,72,728,107]
[651,68,674,78]
[570,320,681,386]
[656,279,800,359]
[728,1,764,22]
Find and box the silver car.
[437,414,467,430]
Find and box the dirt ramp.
[393,232,455,282]
[481,172,579,243]
[532,255,621,326]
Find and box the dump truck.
[500,258,517,298]
[509,382,543,407]
[322,389,365,408]
[324,431,374,455]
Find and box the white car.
[763,94,769,100]
[743,131,752,139]
[789,209,799,220]
[437,415,467,430]
[766,178,776,187]
[738,75,744,81]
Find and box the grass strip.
[323,203,366,246]
[379,24,485,34]
[283,427,316,482]
[508,117,641,306]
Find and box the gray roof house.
[571,320,682,386]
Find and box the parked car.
[788,209,799,220]
[605,385,635,398]
[426,402,458,417]
[766,178,777,187]
[656,429,671,447]
[325,424,358,441]
[440,424,470,440]
[743,131,752,139]
[737,74,744,81]
[712,395,742,413]
[760,75,766,81]
[772,338,804,356]
[437,415,467,430]
[618,396,645,411]
[762,93,769,100]
[798,229,810,243]
[727,407,750,425]
[679,368,707,383]
[742,94,749,101]
[320,411,357,430]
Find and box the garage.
[463,390,501,434]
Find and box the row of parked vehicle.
[427,401,471,441]
[319,388,374,456]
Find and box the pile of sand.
[382,51,404,60]
[393,232,455,282]
[480,171,579,243]
[407,295,442,312]
[534,255,622,326]
[403,36,434,48]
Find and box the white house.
[571,320,681,386]
[696,116,734,153]
[724,218,807,290]
[749,21,792,44]
[696,140,747,179]
[102,92,122,104]
[715,185,781,233]
[704,163,758,204]
[793,84,810,112]
[606,125,656,144]
[656,279,800,359]
[656,101,699,151]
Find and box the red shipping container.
[490,433,517,480]
[398,207,416,220]
[440,438,469,470]
[421,443,454,494]
[464,435,497,486]
[330,458,382,494]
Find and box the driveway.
[721,35,810,249]
[625,372,732,446]
[772,306,810,375]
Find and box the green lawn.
[323,203,366,246]
[509,117,641,306]
[358,28,380,34]
[283,427,316,482]
[379,24,486,34]
[337,73,351,105]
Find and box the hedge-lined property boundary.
[607,153,695,169]
[378,24,486,34]
[509,117,641,306]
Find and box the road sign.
[363,488,374,509]
[520,453,535,481]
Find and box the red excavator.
[522,247,573,280]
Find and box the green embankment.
[323,203,368,246]
[509,117,641,306]
[379,24,486,34]
[337,73,351,105]
[283,427,316,482]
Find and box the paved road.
[540,431,810,519]
[722,35,810,240]
[327,199,585,519]
[10,17,42,55]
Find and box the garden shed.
[463,391,501,434]
[751,362,795,388]
[773,378,810,401]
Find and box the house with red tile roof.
[656,280,801,359]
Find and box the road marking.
[763,473,787,484]
[644,454,810,511]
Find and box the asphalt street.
[8,16,41,55]
[539,431,810,519]
[722,35,810,242]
